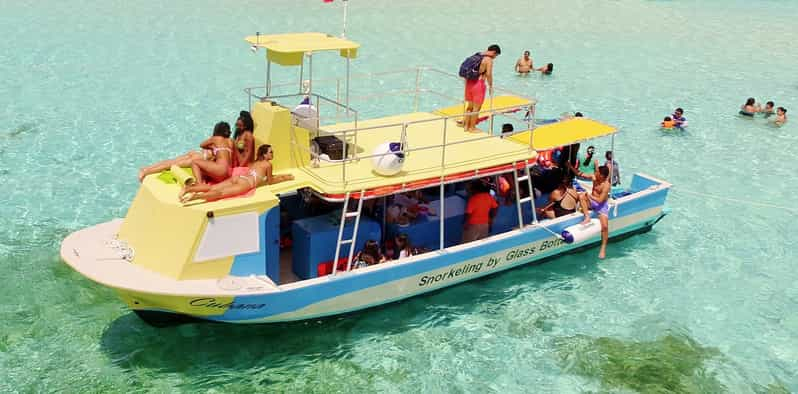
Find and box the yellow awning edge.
[507,118,617,151]
[245,32,360,66]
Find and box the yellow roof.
[245,32,359,66]
[299,112,536,196]
[507,118,617,150]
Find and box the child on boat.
[179,144,294,203]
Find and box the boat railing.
[244,66,534,127]
[244,66,538,187]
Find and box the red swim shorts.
[465,79,486,105]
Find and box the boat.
[60,32,671,325]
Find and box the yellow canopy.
[245,32,360,66]
[507,118,617,150]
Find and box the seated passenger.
[537,174,579,219]
[179,144,294,203]
[391,233,414,260]
[191,122,234,183]
[386,191,426,224]
[740,97,760,116]
[661,116,675,129]
[233,111,255,167]
[138,121,231,182]
[462,180,498,243]
[353,240,385,268]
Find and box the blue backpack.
[459,52,484,80]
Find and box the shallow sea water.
[1,0,797,392]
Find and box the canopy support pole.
[308,52,313,98]
[265,59,271,97]
[345,55,351,117]
[299,57,304,94]
[342,0,349,38]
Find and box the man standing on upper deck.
[459,44,501,132]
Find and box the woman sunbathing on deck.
[138,121,233,182]
[179,144,294,203]
[191,122,234,183]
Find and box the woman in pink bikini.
[138,121,233,183]
[179,144,294,203]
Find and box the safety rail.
[244,66,536,128]
[245,66,539,190]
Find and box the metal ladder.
[512,160,538,227]
[332,190,365,275]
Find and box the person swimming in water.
[672,108,687,128]
[761,101,775,117]
[537,63,554,75]
[774,107,788,126]
[179,144,294,203]
[138,121,232,182]
[740,98,760,116]
[661,116,675,128]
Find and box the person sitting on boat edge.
[190,121,235,184]
[463,180,498,243]
[353,240,386,268]
[179,144,294,203]
[234,111,255,167]
[536,173,579,219]
[672,108,687,128]
[577,165,611,259]
[740,97,760,116]
[774,107,788,126]
[138,121,232,182]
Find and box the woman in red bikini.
[179,144,294,203]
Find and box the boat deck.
[295,111,536,197]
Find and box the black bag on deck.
[314,136,345,160]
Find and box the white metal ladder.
[512,160,538,227]
[332,190,365,275]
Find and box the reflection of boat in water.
[61,32,671,325]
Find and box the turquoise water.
[1,0,797,392]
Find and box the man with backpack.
[459,44,501,132]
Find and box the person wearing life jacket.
[459,44,501,132]
[661,116,675,129]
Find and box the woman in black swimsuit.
[537,174,579,219]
